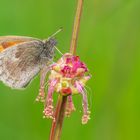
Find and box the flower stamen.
[43,79,59,120]
[65,95,76,117]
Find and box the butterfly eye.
[44,38,57,47]
[48,38,57,46]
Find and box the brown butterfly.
[0,29,62,89]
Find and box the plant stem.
[70,0,83,55]
[49,95,67,140]
[49,0,84,140]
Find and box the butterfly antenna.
[54,46,63,56]
[47,28,63,56]
[49,27,63,39]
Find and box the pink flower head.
[36,53,91,124]
[60,54,87,78]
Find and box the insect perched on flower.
[0,29,62,89]
[0,29,91,124]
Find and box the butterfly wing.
[0,36,41,52]
[0,39,47,89]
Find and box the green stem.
[70,0,83,55]
[49,96,67,140]
[49,0,84,140]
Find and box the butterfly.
[0,29,62,89]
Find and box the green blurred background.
[0,0,139,140]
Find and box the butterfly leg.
[65,95,76,117]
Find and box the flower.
[36,53,91,124]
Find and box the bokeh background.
[0,0,139,140]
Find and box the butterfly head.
[46,37,57,46]
[42,37,57,61]
[42,28,62,61]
